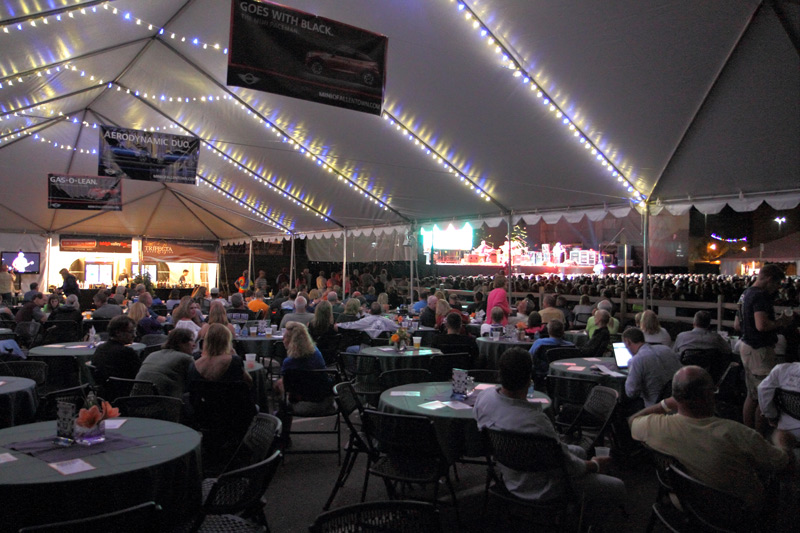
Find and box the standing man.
[58,268,80,298]
[316,270,327,292]
[736,264,794,432]
[235,269,252,294]
[254,270,268,293]
[179,269,190,285]
[0,263,14,304]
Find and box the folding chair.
[18,501,161,533]
[378,368,432,391]
[281,368,341,462]
[311,500,443,533]
[559,385,618,453]
[112,395,183,423]
[428,352,470,382]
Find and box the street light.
[774,216,786,231]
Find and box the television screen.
[1,251,41,275]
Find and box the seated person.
[524,311,546,338]
[508,298,536,327]
[481,306,507,337]
[42,294,83,344]
[335,298,363,324]
[580,309,611,358]
[474,348,626,526]
[638,310,672,346]
[530,319,575,382]
[431,312,479,366]
[91,315,140,381]
[198,301,236,342]
[622,327,682,408]
[127,302,164,340]
[164,289,182,311]
[419,295,438,328]
[336,302,398,339]
[673,310,732,380]
[586,300,620,338]
[135,328,195,398]
[247,290,270,317]
[227,292,257,322]
[91,290,123,320]
[172,296,204,341]
[630,366,795,514]
[279,295,314,329]
[466,290,487,315]
[758,361,800,438]
[188,323,253,387]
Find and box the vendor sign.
[98,126,199,184]
[60,236,132,254]
[142,240,218,263]
[228,0,387,115]
[48,174,122,211]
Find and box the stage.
[427,262,600,277]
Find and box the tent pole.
[248,239,253,291]
[289,235,295,290]
[642,204,649,310]
[342,229,348,300]
[45,235,52,292]
[507,213,513,306]
[409,224,414,306]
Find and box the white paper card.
[46,344,65,348]
[104,418,127,429]
[552,362,575,366]
[567,366,586,371]
[443,401,472,410]
[474,383,494,391]
[596,365,626,377]
[389,391,420,397]
[527,398,549,404]
[0,381,6,387]
[49,459,95,475]
[418,401,446,410]
[585,357,602,362]
[378,346,397,352]
[0,453,18,464]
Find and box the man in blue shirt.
[529,319,574,383]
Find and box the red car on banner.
[305,45,380,87]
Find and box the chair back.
[202,450,282,516]
[105,377,159,400]
[310,500,442,533]
[467,369,500,384]
[283,369,335,404]
[18,501,161,533]
[437,343,473,355]
[776,388,800,420]
[36,383,93,421]
[338,352,381,382]
[1,360,48,386]
[14,321,42,348]
[378,369,432,390]
[112,395,183,422]
[362,409,443,460]
[41,320,82,344]
[188,380,256,435]
[317,333,342,366]
[545,346,581,364]
[333,381,365,421]
[485,428,568,475]
[545,374,598,414]
[428,353,470,382]
[667,463,750,532]
[224,413,283,472]
[573,313,592,328]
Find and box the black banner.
[98,126,199,184]
[228,0,387,115]
[60,236,132,254]
[48,174,122,211]
[142,239,219,263]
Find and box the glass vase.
[75,420,106,446]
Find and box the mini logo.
[239,73,261,85]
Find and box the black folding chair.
[378,368,432,391]
[428,352,470,382]
[311,500,443,533]
[18,501,161,533]
[112,395,183,423]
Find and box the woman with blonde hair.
[638,309,672,346]
[377,292,390,312]
[435,299,452,329]
[172,295,203,340]
[308,300,335,340]
[188,323,252,386]
[335,297,362,324]
[198,300,236,341]
[127,301,163,339]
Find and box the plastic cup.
[595,446,610,457]
[245,353,256,369]
[412,336,422,348]
[249,326,257,336]
[266,327,273,338]
[492,330,501,341]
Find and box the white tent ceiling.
[1,0,798,241]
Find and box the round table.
[0,417,202,530]
[28,342,146,388]
[359,346,442,372]
[379,382,551,462]
[476,336,534,369]
[547,357,627,396]
[0,376,38,428]
[0,327,14,340]
[564,330,590,348]
[235,334,284,361]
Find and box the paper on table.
[46,344,65,348]
[474,383,494,391]
[418,401,446,410]
[567,366,586,371]
[377,346,397,352]
[584,357,602,362]
[49,458,95,475]
[390,391,421,397]
[104,418,127,429]
[0,381,6,387]
[0,453,18,464]
[527,398,549,404]
[596,365,626,378]
[67,344,89,349]
[552,362,575,366]
[443,401,472,410]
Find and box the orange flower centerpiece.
[390,327,411,352]
[75,392,119,446]
[515,321,527,340]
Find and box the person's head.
[474,291,484,302]
[135,284,146,294]
[63,294,79,309]
[173,295,195,321]
[32,292,45,306]
[169,288,180,300]
[203,323,233,357]
[490,306,505,325]
[498,348,532,392]
[294,295,308,312]
[527,311,542,329]
[207,300,229,325]
[283,321,315,358]
[319,270,325,277]
[139,292,153,308]
[163,327,195,355]
[182,269,189,276]
[639,310,661,335]
[230,293,244,308]
[29,282,38,291]
[493,275,506,289]
[427,295,438,310]
[672,366,715,417]
[108,315,136,344]
[47,294,60,309]
[59,268,69,279]
[579,294,590,306]
[127,302,149,323]
[435,299,451,317]
[445,311,462,333]
[693,310,712,330]
[242,269,249,277]
[547,319,565,339]
[93,290,108,308]
[597,299,614,315]
[327,291,339,303]
[622,326,645,355]
[344,298,361,316]
[594,309,610,328]
[313,300,334,328]
[369,302,382,315]
[377,292,389,306]
[756,264,785,293]
[543,294,556,309]
[308,289,320,301]
[258,270,265,278]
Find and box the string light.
[451,0,646,203]
[197,175,293,233]
[710,233,747,243]
[382,110,497,205]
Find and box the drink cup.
[412,336,422,348]
[249,326,257,336]
[595,446,611,457]
[245,353,256,369]
[492,330,501,341]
